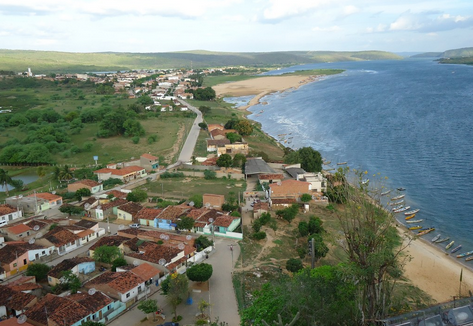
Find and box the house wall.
[78,261,96,274]
[117,209,133,221]
[27,248,50,262]
[68,183,92,193]
[0,210,22,223]
[119,282,144,303]
[4,251,29,277]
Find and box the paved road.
[177,99,203,164]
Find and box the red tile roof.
[0,317,34,326]
[95,165,144,176]
[7,223,31,235]
[141,153,158,160]
[130,262,161,281]
[0,204,18,216]
[27,192,62,201]
[42,226,81,247]
[271,198,297,204]
[135,208,162,220]
[105,190,128,199]
[253,202,269,211]
[127,242,181,265]
[47,257,95,279]
[89,235,130,250]
[258,173,284,180]
[0,284,37,311]
[100,198,128,211]
[71,179,100,187]
[213,215,238,228]
[269,179,310,197]
[86,271,144,293]
[157,206,190,222]
[117,202,143,216]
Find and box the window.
[42,251,45,254]
[126,293,130,298]
[23,259,27,265]
[13,263,17,267]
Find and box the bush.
[259,212,271,225]
[297,247,308,259]
[131,136,140,144]
[252,231,266,240]
[286,258,303,273]
[161,171,185,178]
[252,219,262,233]
[203,170,216,180]
[298,221,309,237]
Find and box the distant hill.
[0,49,403,74]
[410,52,443,58]
[441,47,473,58]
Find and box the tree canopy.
[176,216,195,231]
[93,245,122,264]
[284,147,323,172]
[216,154,232,168]
[126,189,148,202]
[186,263,213,282]
[26,263,51,281]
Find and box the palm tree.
[0,169,13,197]
[37,166,46,179]
[58,165,73,182]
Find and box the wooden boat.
[393,206,411,213]
[451,245,462,253]
[392,205,404,211]
[381,190,391,196]
[418,228,435,236]
[389,200,405,206]
[435,237,450,243]
[445,241,455,250]
[406,219,423,224]
[361,179,369,185]
[431,234,441,242]
[397,187,406,191]
[391,194,405,201]
[337,162,347,165]
[466,256,473,261]
[408,225,422,230]
[404,209,420,216]
[456,250,473,258]
[405,214,416,220]
[323,161,331,165]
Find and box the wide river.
[225,58,473,261]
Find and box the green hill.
[410,52,443,58]
[441,47,473,58]
[0,49,403,74]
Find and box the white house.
[0,204,23,225]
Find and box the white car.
[130,223,140,229]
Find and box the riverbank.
[213,75,319,110]
[214,75,473,303]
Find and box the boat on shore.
[435,237,450,243]
[431,234,441,242]
[323,161,331,165]
[361,179,369,185]
[381,190,391,196]
[446,241,455,250]
[451,245,462,253]
[406,219,423,224]
[391,194,405,201]
[418,228,435,236]
[466,256,473,261]
[394,206,411,213]
[409,225,422,230]
[405,214,416,220]
[389,200,405,206]
[404,209,420,215]
[457,251,473,259]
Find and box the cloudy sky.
[0,0,472,53]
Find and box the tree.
[137,299,158,320]
[60,270,81,294]
[126,189,148,202]
[0,169,13,196]
[98,110,126,137]
[198,122,208,130]
[111,257,128,271]
[300,193,312,202]
[123,119,146,137]
[26,263,51,281]
[193,87,216,101]
[276,204,299,224]
[57,165,73,182]
[235,119,253,136]
[286,258,303,273]
[59,204,84,216]
[216,154,232,168]
[75,187,91,201]
[198,299,211,318]
[284,147,322,173]
[176,216,195,231]
[308,216,324,235]
[93,245,122,264]
[198,106,211,115]
[298,221,309,237]
[232,153,246,168]
[137,95,154,106]
[166,272,189,320]
[204,170,216,180]
[195,235,213,252]
[186,263,213,282]
[226,132,242,143]
[37,166,46,179]
[82,322,105,326]
[188,194,203,208]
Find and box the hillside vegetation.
[0,49,403,74]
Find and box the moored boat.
[405,214,416,220]
[406,219,423,224]
[431,234,441,242]
[418,228,435,236]
[404,209,420,216]
[457,250,473,259]
[446,241,455,250]
[409,225,422,230]
[362,179,369,185]
[397,187,406,191]
[381,190,391,196]
[337,162,347,165]
[391,194,405,201]
[451,245,462,253]
[435,237,450,243]
[389,200,405,206]
[466,256,473,261]
[394,206,411,213]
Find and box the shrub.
[286,258,303,273]
[252,219,262,233]
[203,170,216,180]
[259,212,271,225]
[131,136,140,144]
[252,231,266,240]
[297,247,308,259]
[161,171,185,178]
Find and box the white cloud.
[260,0,338,22]
[388,11,473,32]
[312,25,342,32]
[342,5,359,16]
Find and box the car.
[130,223,140,229]
[157,323,179,326]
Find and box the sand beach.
[214,75,473,303]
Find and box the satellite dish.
[29,238,35,244]
[88,288,96,295]
[189,201,195,207]
[18,195,23,199]
[205,203,210,208]
[158,258,166,266]
[178,243,185,250]
[277,181,282,186]
[33,225,40,231]
[84,203,90,210]
[118,225,125,230]
[52,191,56,195]
[160,234,166,240]
[208,218,214,223]
[17,315,27,324]
[133,260,140,266]
[186,235,192,241]
[97,205,102,210]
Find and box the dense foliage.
[93,245,122,264]
[283,146,323,172]
[26,263,51,281]
[186,263,213,282]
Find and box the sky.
[0,0,472,53]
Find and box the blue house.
[47,257,95,286]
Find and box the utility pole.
[311,238,315,269]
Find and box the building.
[47,257,95,286]
[67,179,103,194]
[258,174,284,184]
[0,284,37,319]
[6,193,62,215]
[0,204,22,225]
[93,199,128,220]
[140,153,159,171]
[94,166,147,182]
[0,242,49,279]
[116,202,143,222]
[269,179,311,203]
[244,157,275,179]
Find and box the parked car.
[157,323,179,326]
[130,223,140,229]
